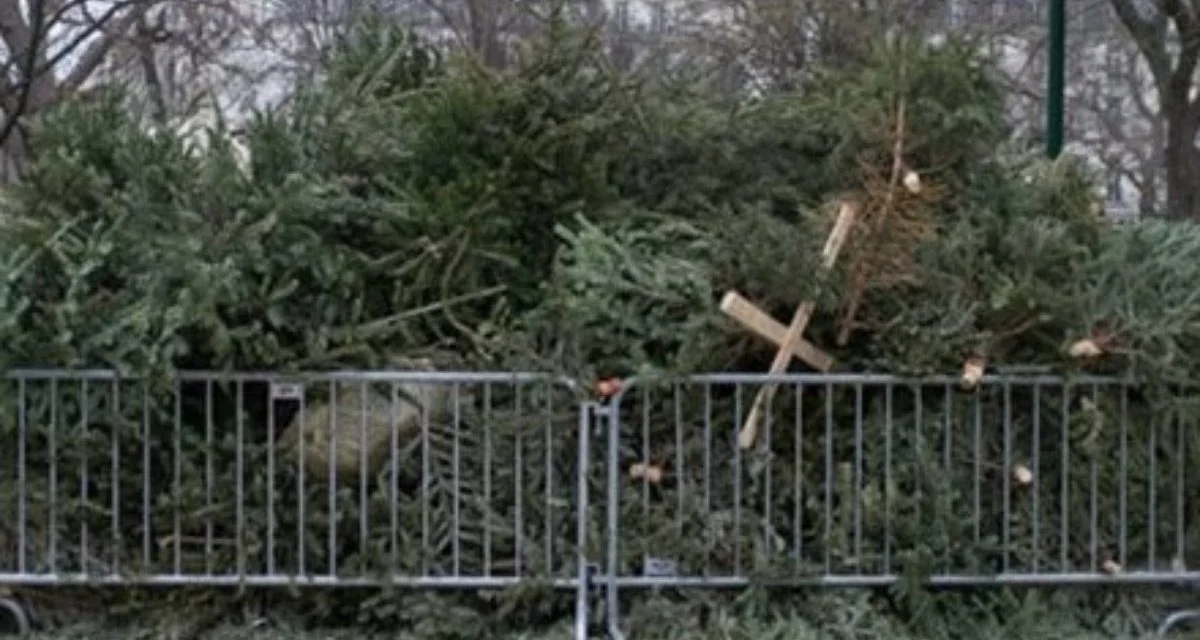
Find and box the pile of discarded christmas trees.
[3,25,1200,631]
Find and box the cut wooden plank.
[737,201,858,450]
[719,291,834,372]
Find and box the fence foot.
[1159,609,1200,636]
[0,596,30,635]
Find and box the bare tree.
[252,0,517,77]
[1068,24,1164,217]
[103,1,292,127]
[1108,0,1200,219]
[662,0,1013,95]
[412,0,610,68]
[0,0,163,179]
[989,1,1164,217]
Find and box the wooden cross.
[719,292,834,372]
[720,200,859,450]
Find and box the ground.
[3,587,1199,639]
[14,621,1189,639]
[12,603,1200,640]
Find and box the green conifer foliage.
[0,17,1192,636]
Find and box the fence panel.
[0,369,599,595]
[601,373,1200,625]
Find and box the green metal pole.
[1046,0,1065,158]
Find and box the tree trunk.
[1163,97,1200,220]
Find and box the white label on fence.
[269,382,305,400]
[642,556,678,577]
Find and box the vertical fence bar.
[483,383,493,578]
[293,381,304,577]
[109,379,120,575]
[204,379,214,575]
[80,379,90,575]
[327,382,338,579]
[17,376,26,576]
[235,379,246,580]
[48,378,58,576]
[733,385,744,575]
[574,402,593,640]
[388,381,400,579]
[606,385,625,638]
[883,382,892,574]
[359,381,369,578]
[453,382,463,577]
[794,383,806,574]
[265,382,276,576]
[1031,383,1041,572]
[1001,381,1012,574]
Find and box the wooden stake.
[719,292,834,372]
[737,201,858,450]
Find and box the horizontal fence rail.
[0,369,597,590]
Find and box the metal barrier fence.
[0,369,1197,637]
[602,373,1200,638]
[0,369,602,636]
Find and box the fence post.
[574,396,628,640]
[589,389,627,640]
[575,401,594,640]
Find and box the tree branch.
[0,0,48,158]
[1160,0,1200,131]
[1109,0,1171,93]
[0,0,160,178]
[60,3,153,92]
[1164,0,1198,34]
[1,0,155,110]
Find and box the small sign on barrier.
[642,556,678,578]
[269,382,305,401]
